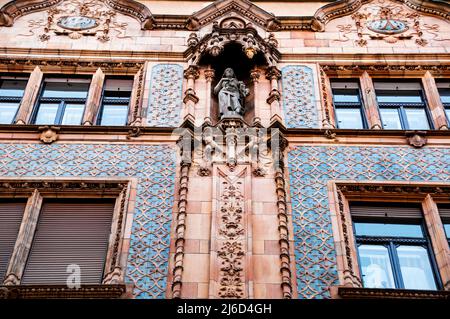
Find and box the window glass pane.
[35,103,58,124]
[380,108,402,129]
[404,108,430,130]
[0,79,27,97]
[61,103,84,125]
[438,88,450,104]
[100,104,128,126]
[397,246,437,290]
[444,224,450,239]
[335,108,364,129]
[355,223,424,238]
[0,102,20,124]
[358,245,396,289]
[445,109,450,123]
[332,89,360,103]
[376,91,423,104]
[42,80,90,99]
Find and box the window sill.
[0,284,126,299]
[334,286,450,299]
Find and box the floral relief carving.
[18,0,131,42]
[216,170,246,299]
[335,0,449,47]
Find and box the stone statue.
[214,68,250,118]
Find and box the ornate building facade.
[0,0,449,299]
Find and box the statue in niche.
[214,68,250,119]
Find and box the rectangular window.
[0,199,27,281]
[97,77,133,126]
[33,77,90,125]
[437,204,450,245]
[374,81,432,130]
[331,80,366,129]
[351,203,440,291]
[0,75,29,124]
[21,199,114,284]
[436,80,450,124]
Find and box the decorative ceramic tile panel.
[288,146,450,299]
[281,66,318,128]
[147,64,184,127]
[0,143,176,299]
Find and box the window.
[331,80,366,129]
[33,77,91,125]
[375,81,432,130]
[21,199,114,284]
[436,80,450,124]
[351,203,441,291]
[0,75,29,124]
[0,199,26,281]
[438,204,450,246]
[97,77,133,126]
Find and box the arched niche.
[199,42,268,125]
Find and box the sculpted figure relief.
[214,68,250,118]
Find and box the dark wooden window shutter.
[0,200,26,281]
[350,203,423,220]
[22,199,114,285]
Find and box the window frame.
[328,181,450,298]
[0,74,30,124]
[352,216,442,290]
[436,80,450,125]
[330,79,368,129]
[96,76,134,126]
[374,80,434,130]
[31,75,92,125]
[0,177,136,298]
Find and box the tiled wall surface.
[288,145,450,298]
[0,143,177,298]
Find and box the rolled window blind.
[22,199,114,285]
[0,200,26,281]
[438,204,450,219]
[350,203,423,219]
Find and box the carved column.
[250,68,261,122]
[265,66,282,124]
[183,65,200,122]
[82,67,105,125]
[360,71,382,129]
[422,71,448,130]
[15,66,43,124]
[422,195,450,290]
[128,63,147,126]
[204,68,215,122]
[270,129,294,298]
[3,190,43,285]
[171,132,193,298]
[319,67,336,129]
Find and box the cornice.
[1,0,448,31]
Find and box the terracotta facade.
[0,0,449,299]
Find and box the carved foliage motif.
[288,145,450,298]
[18,0,131,42]
[335,0,449,47]
[0,143,176,299]
[147,64,184,127]
[281,66,319,129]
[216,169,247,298]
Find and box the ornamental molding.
[0,284,126,299]
[320,64,450,74]
[0,0,153,29]
[333,0,450,47]
[187,22,280,66]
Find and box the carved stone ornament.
[214,68,250,119]
[38,126,60,144]
[335,0,449,47]
[17,0,131,42]
[405,131,427,148]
